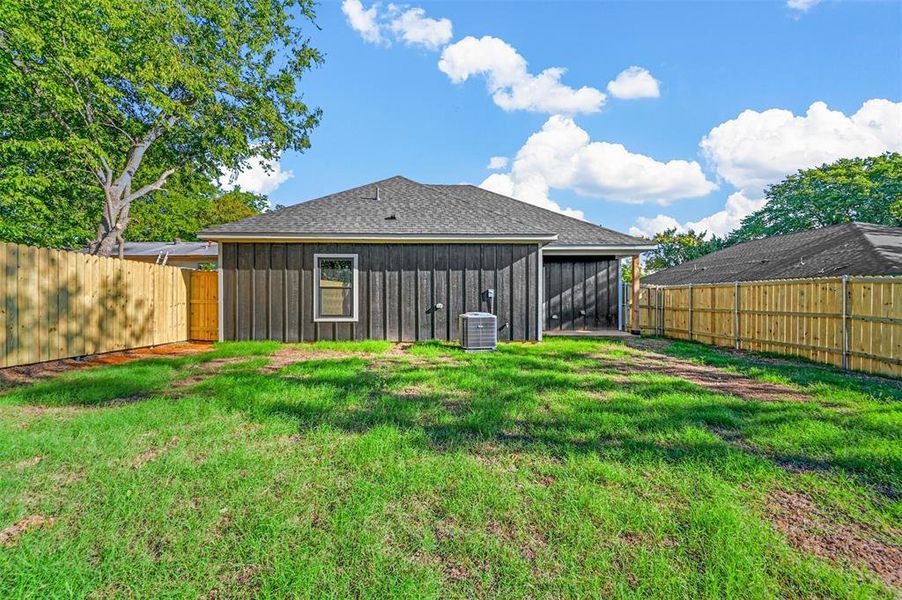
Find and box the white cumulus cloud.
[480,172,585,220]
[439,36,607,114]
[630,191,767,239]
[219,157,293,196]
[486,156,509,170]
[480,115,716,219]
[787,0,822,12]
[606,66,661,99]
[631,98,902,241]
[387,6,452,50]
[701,99,902,190]
[341,0,384,45]
[342,1,452,50]
[628,215,683,238]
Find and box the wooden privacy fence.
[0,243,220,369]
[633,277,900,377]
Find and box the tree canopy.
[641,153,902,274]
[729,152,902,243]
[644,229,723,273]
[127,176,269,242]
[0,0,322,254]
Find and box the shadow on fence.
[1,243,190,368]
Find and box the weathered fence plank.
[635,276,901,378]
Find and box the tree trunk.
[92,213,126,257]
[88,116,179,256]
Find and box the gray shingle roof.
[95,241,218,257]
[643,222,902,285]
[430,184,647,247]
[200,175,650,248]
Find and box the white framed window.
[313,253,359,322]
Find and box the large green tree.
[127,174,269,242]
[643,229,723,273]
[0,0,321,255]
[729,153,902,243]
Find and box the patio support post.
[630,255,640,335]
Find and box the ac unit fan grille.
[458,312,497,352]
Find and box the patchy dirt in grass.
[168,357,251,392]
[600,346,810,402]
[766,489,902,590]
[0,342,214,388]
[11,455,43,470]
[260,347,358,372]
[208,564,264,598]
[130,436,181,469]
[626,337,902,392]
[622,337,672,353]
[0,404,81,429]
[0,514,58,547]
[260,342,414,373]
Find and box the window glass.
[318,257,354,318]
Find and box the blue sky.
[227,0,902,239]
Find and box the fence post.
[841,275,849,370]
[656,287,662,336]
[687,283,693,341]
[734,281,740,350]
[661,287,666,337]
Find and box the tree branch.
[125,167,177,203]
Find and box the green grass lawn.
[1,338,899,598]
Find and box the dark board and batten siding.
[544,256,619,331]
[221,243,542,342]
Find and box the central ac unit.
[458,312,497,352]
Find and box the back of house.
[199,176,653,342]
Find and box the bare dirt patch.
[11,455,43,470]
[600,348,809,402]
[168,357,250,392]
[0,514,58,547]
[130,436,181,469]
[766,489,902,590]
[385,342,414,356]
[0,342,214,388]
[208,564,264,598]
[261,347,358,372]
[626,338,902,392]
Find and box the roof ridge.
[847,221,897,271]
[434,183,650,244]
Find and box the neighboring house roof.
[110,241,218,258]
[199,175,651,251]
[643,222,902,285]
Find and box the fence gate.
[189,271,219,341]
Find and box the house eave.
[198,232,559,244]
[542,244,656,257]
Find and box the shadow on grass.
[659,339,902,401]
[4,338,899,496]
[192,344,901,495]
[0,341,284,406]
